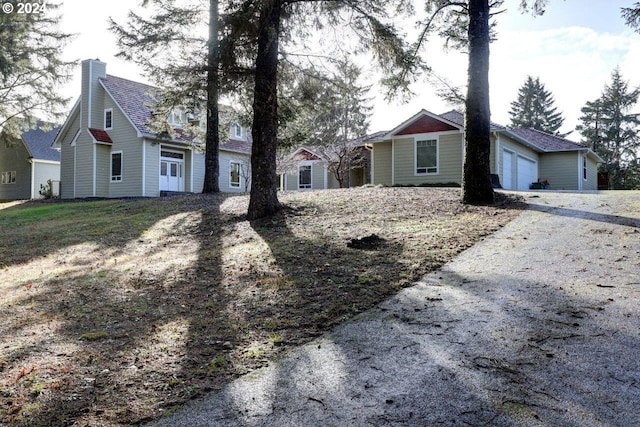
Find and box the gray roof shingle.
[438,110,506,131]
[22,123,61,162]
[100,75,157,136]
[507,128,587,152]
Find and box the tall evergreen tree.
[576,68,640,189]
[410,0,548,204]
[509,76,564,134]
[621,2,640,32]
[0,0,73,139]
[225,0,414,219]
[110,0,222,193]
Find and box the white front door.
[160,160,183,192]
[502,150,513,189]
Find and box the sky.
[56,0,639,139]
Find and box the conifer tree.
[576,68,640,189]
[0,0,73,139]
[509,76,564,134]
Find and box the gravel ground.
[149,191,640,427]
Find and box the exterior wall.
[328,172,340,189]
[372,141,392,186]
[32,162,60,199]
[58,111,80,199]
[95,144,111,197]
[192,150,205,193]
[219,151,249,192]
[393,132,463,185]
[538,152,578,190]
[489,135,496,174]
[0,138,31,200]
[585,155,598,191]
[74,133,94,197]
[104,95,143,198]
[312,162,325,189]
[143,140,160,197]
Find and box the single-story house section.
[53,59,251,198]
[278,132,385,191]
[0,122,61,200]
[368,109,602,191]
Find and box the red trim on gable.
[89,128,113,144]
[295,149,320,161]
[395,116,458,135]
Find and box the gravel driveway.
[150,191,640,427]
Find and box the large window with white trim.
[299,165,311,189]
[416,139,438,174]
[111,151,122,182]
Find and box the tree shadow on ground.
[248,204,409,344]
[527,203,639,228]
[0,194,240,426]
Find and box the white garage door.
[517,156,537,190]
[502,150,513,189]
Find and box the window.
[232,123,243,138]
[299,165,311,189]
[1,171,16,184]
[416,139,438,174]
[104,108,113,130]
[230,162,241,188]
[111,152,122,182]
[169,110,184,127]
[583,156,587,181]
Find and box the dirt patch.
[0,187,523,426]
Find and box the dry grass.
[0,187,523,426]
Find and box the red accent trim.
[89,128,113,143]
[395,116,457,135]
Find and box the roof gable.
[99,75,156,137]
[21,122,61,162]
[387,109,461,137]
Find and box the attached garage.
[516,156,537,190]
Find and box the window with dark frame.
[299,165,311,189]
[111,152,122,182]
[105,109,113,129]
[583,157,587,181]
[230,162,241,188]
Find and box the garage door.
[517,156,537,190]
[502,150,513,189]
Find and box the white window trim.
[229,161,241,188]
[233,123,243,138]
[111,150,123,183]
[298,162,313,190]
[583,155,588,181]
[414,135,439,176]
[104,108,113,130]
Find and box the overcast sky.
[58,0,639,139]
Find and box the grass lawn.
[0,187,523,426]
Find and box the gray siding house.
[369,110,602,191]
[54,59,250,199]
[0,123,61,200]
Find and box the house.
[0,122,61,200]
[53,59,251,199]
[368,109,603,191]
[278,132,385,191]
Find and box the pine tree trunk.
[247,0,282,220]
[203,0,220,193]
[461,0,494,204]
